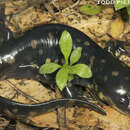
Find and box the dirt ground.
[0,0,129,130]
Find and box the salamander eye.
[120,93,130,109]
[120,97,127,104]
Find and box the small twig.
[5,0,60,23]
[11,5,29,17]
[70,0,81,9]
[44,3,60,23]
[5,79,40,103]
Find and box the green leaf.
[59,30,72,64]
[70,47,82,65]
[114,0,130,10]
[68,74,74,81]
[127,5,130,23]
[69,64,92,78]
[39,63,61,74]
[79,4,102,15]
[56,67,68,91]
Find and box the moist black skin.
[0,24,129,117]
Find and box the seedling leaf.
[70,47,82,65]
[59,30,72,64]
[68,74,74,81]
[39,63,61,74]
[114,0,130,10]
[127,5,130,24]
[80,4,101,15]
[69,64,92,78]
[56,67,68,91]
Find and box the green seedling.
[80,4,102,15]
[39,30,92,91]
[80,1,130,23]
[114,0,130,23]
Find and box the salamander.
[0,24,129,118]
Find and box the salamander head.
[98,83,130,116]
[112,87,130,116]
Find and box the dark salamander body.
[0,24,130,117]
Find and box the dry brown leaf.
[109,17,124,39]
